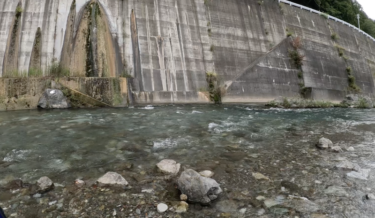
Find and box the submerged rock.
[283,196,319,213]
[156,159,180,175]
[336,160,361,171]
[331,145,343,152]
[347,169,371,180]
[37,176,54,193]
[316,137,333,149]
[177,169,222,204]
[38,89,70,109]
[324,186,349,197]
[97,172,128,186]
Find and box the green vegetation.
[206,72,222,104]
[48,63,70,78]
[15,6,23,18]
[331,32,338,41]
[120,70,133,78]
[288,0,375,38]
[357,97,369,108]
[210,45,214,52]
[297,71,303,79]
[286,31,293,37]
[28,68,43,77]
[320,13,329,19]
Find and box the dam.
[0,0,374,108]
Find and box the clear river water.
[1,105,375,217]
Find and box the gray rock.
[97,172,128,186]
[283,197,319,213]
[156,159,180,175]
[37,176,54,193]
[316,137,333,149]
[199,170,214,178]
[346,147,355,151]
[366,193,375,200]
[177,169,222,204]
[38,89,70,109]
[342,94,374,108]
[331,145,342,152]
[264,195,285,208]
[157,203,168,213]
[336,160,361,171]
[347,169,371,180]
[324,186,349,197]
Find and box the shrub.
[48,63,70,78]
[298,71,303,79]
[28,68,43,77]
[320,13,329,19]
[289,49,305,69]
[210,45,214,52]
[331,33,338,41]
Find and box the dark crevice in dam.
[130,9,143,92]
[29,27,42,75]
[3,2,22,76]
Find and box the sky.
[357,0,375,20]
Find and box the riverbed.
[1,105,375,217]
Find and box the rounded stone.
[156,159,181,175]
[199,170,214,178]
[157,203,168,213]
[180,194,188,201]
[97,172,128,186]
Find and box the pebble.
[199,170,214,178]
[331,146,343,152]
[180,194,188,201]
[346,147,355,151]
[252,172,270,180]
[366,194,375,200]
[97,172,128,186]
[75,179,85,188]
[157,203,168,213]
[33,193,42,198]
[256,196,266,201]
[257,208,266,215]
[239,208,247,214]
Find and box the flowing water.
[1,105,375,217]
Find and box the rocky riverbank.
[1,135,375,218]
[266,95,375,109]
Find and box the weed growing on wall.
[331,33,338,41]
[334,44,361,92]
[206,72,223,104]
[48,63,70,78]
[288,36,307,97]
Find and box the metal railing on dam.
[279,0,375,42]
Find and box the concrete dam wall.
[0,0,374,105]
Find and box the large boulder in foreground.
[177,169,222,204]
[38,89,70,109]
